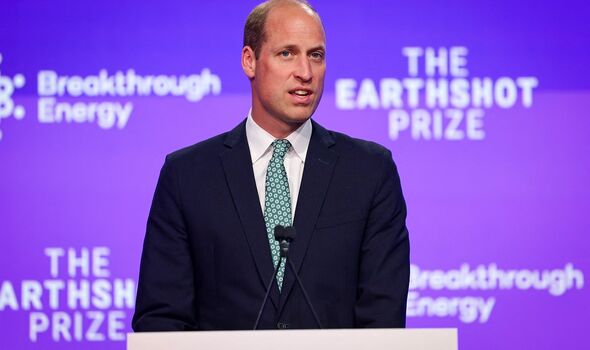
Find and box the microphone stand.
[253,225,323,330]
[277,226,323,329]
[285,256,323,329]
[253,255,283,330]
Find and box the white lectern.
[128,328,458,350]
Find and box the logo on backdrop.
[335,46,539,141]
[0,247,136,342]
[0,53,26,141]
[0,52,222,142]
[407,263,584,323]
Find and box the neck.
[251,111,304,139]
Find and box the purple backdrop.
[1,0,589,349]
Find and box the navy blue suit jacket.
[132,120,409,331]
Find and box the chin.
[282,113,312,125]
[285,106,316,122]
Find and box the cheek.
[314,67,326,83]
[259,70,286,95]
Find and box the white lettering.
[68,248,89,277]
[113,279,136,308]
[335,79,356,110]
[108,311,126,341]
[0,281,19,310]
[379,78,403,108]
[494,77,518,108]
[449,47,469,77]
[86,311,106,341]
[407,291,496,323]
[67,280,90,309]
[92,247,110,277]
[29,312,49,342]
[402,47,423,76]
[357,79,380,109]
[44,280,65,309]
[22,280,43,310]
[516,77,539,107]
[388,109,409,140]
[53,311,72,341]
[425,47,448,77]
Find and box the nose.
[294,56,312,83]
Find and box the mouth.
[288,88,313,103]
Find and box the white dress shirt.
[245,111,312,221]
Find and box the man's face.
[245,4,326,133]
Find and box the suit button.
[277,322,290,329]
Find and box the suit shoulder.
[328,129,392,160]
[164,131,229,165]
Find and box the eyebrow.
[307,45,326,53]
[280,44,326,53]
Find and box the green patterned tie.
[263,139,292,291]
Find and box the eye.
[310,51,325,61]
[279,50,292,58]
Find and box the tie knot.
[272,139,291,159]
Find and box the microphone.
[274,225,296,258]
[253,225,323,329]
[253,225,288,330]
[274,226,323,329]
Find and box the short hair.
[243,0,318,59]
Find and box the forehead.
[263,4,325,47]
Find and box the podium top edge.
[128,328,458,337]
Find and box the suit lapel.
[278,121,338,314]
[219,121,280,309]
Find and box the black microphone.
[253,225,323,329]
[274,226,323,329]
[253,225,288,330]
[274,225,296,258]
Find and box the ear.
[241,46,256,79]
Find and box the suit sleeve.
[132,156,198,331]
[354,149,410,327]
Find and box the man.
[133,0,409,331]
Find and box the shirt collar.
[245,109,312,164]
